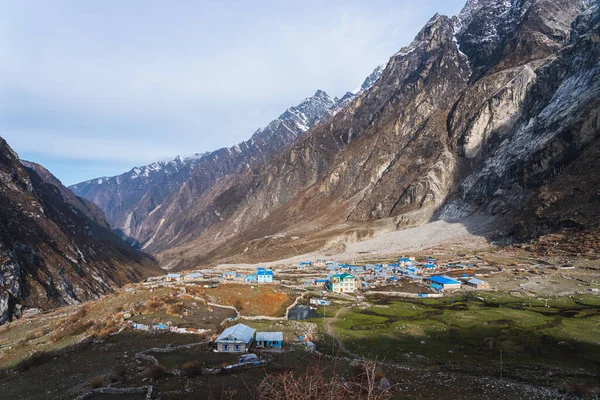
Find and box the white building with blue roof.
[215,323,256,352]
[256,267,273,283]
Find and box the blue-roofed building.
[245,274,257,282]
[256,268,273,283]
[398,257,414,267]
[166,273,181,281]
[315,278,329,284]
[465,278,489,289]
[184,272,203,281]
[430,283,443,292]
[216,323,256,352]
[326,264,339,271]
[298,261,312,269]
[426,275,461,290]
[222,271,237,280]
[255,331,283,349]
[349,265,365,273]
[424,263,436,269]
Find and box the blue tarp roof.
[430,283,443,290]
[256,332,283,342]
[428,275,460,285]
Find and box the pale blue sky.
[0,0,465,185]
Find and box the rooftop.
[428,275,460,285]
[256,332,283,342]
[216,323,256,343]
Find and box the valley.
[1,0,599,398]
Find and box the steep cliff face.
[74,0,598,269]
[0,137,161,323]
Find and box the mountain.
[70,67,386,254]
[74,0,599,270]
[0,137,161,324]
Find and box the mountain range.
[2,0,599,320]
[69,0,600,271]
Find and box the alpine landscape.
[0,1,599,399]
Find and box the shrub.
[182,360,204,376]
[109,365,127,382]
[148,364,165,380]
[89,376,104,389]
[166,302,184,316]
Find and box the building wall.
[217,341,248,352]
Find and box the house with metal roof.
[222,271,237,280]
[298,261,312,269]
[245,274,257,282]
[426,275,461,290]
[465,278,489,289]
[215,323,256,352]
[256,268,273,283]
[326,273,357,293]
[166,273,181,281]
[184,272,203,281]
[255,332,283,349]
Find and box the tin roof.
[216,323,256,343]
[256,332,283,342]
[468,278,487,285]
[428,275,460,285]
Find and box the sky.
[0,0,466,186]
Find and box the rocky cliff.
[74,0,599,269]
[0,137,161,323]
[70,68,385,253]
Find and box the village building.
[184,272,203,281]
[298,261,312,270]
[215,323,256,352]
[256,268,273,283]
[309,298,331,306]
[426,275,461,290]
[166,273,181,281]
[245,274,257,282]
[465,278,489,289]
[326,273,357,293]
[222,271,237,280]
[315,259,326,268]
[255,332,283,349]
[398,257,414,267]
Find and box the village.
[1,249,598,400]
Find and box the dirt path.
[324,306,364,360]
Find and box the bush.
[182,361,204,376]
[89,376,104,389]
[166,302,184,317]
[109,365,127,382]
[148,364,165,380]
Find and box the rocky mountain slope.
[0,137,161,323]
[70,74,383,251]
[75,0,599,270]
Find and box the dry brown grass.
[187,284,293,317]
[257,360,392,400]
[166,302,184,317]
[182,360,204,376]
[89,376,105,389]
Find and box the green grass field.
[326,293,600,372]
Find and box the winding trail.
[324,305,364,360]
